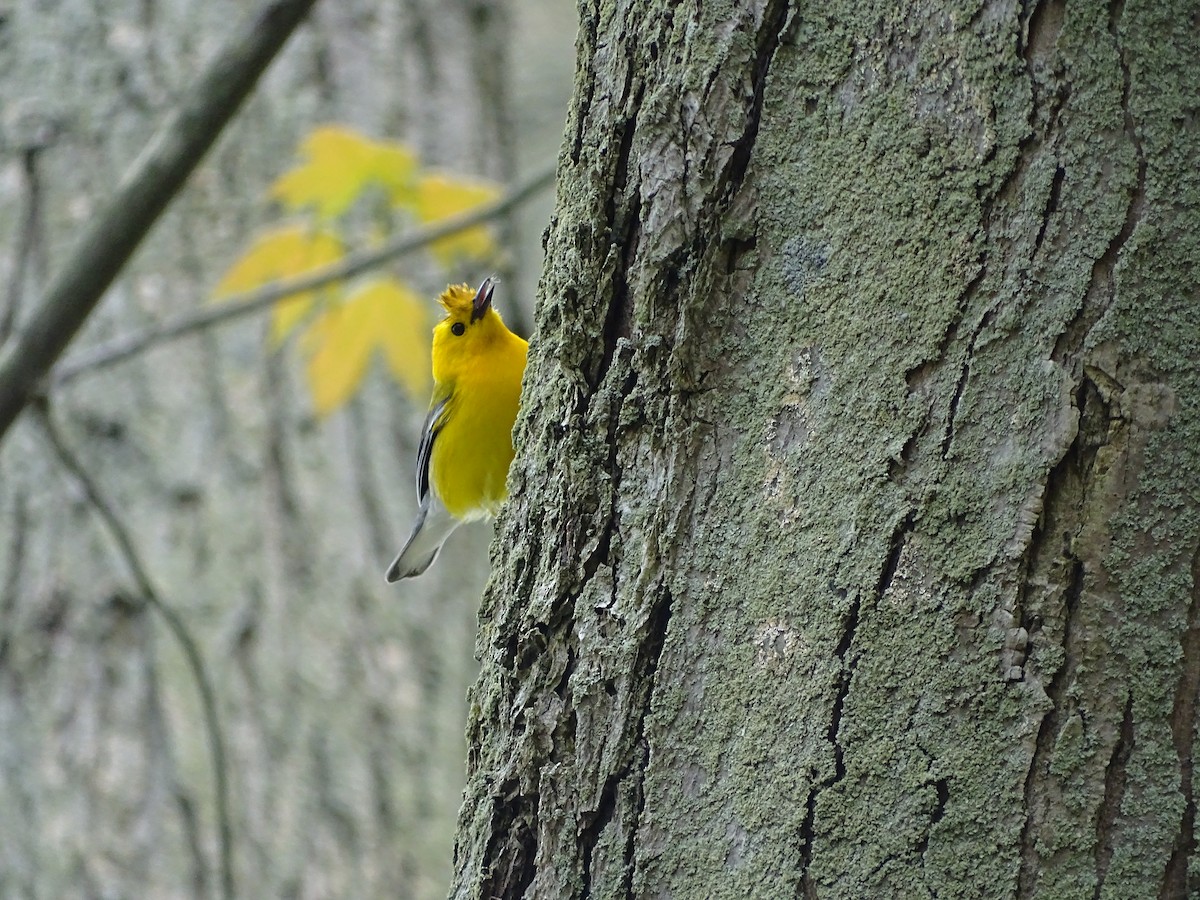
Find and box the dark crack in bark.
[1015,364,1125,898]
[593,72,644,390]
[1012,6,1149,884]
[939,305,993,461]
[1032,164,1066,256]
[722,0,789,199]
[571,8,600,165]
[479,779,539,900]
[1012,385,1097,894]
[1007,370,1109,678]
[908,0,1070,458]
[1016,560,1082,900]
[1093,691,1135,899]
[798,512,915,895]
[916,777,950,859]
[1051,0,1146,369]
[797,787,821,900]
[1021,0,1066,65]
[579,587,673,900]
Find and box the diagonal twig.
[50,162,556,386]
[0,0,320,442]
[0,146,49,346]
[34,404,236,900]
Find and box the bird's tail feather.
[386,498,459,582]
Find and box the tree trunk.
[452,0,1199,897]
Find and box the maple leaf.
[270,125,418,220]
[412,173,501,266]
[214,126,508,417]
[303,278,430,416]
[213,225,344,344]
[369,280,431,399]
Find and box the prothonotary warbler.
[386,277,528,581]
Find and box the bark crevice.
[1093,691,1135,898]
[798,511,915,894]
[1104,0,1148,271]
[579,586,673,900]
[571,9,600,165]
[594,84,643,390]
[1015,361,1127,897]
[1017,559,1084,899]
[1021,0,1066,64]
[722,0,789,198]
[915,777,950,860]
[479,780,539,900]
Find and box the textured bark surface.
[452,0,1199,897]
[0,1,567,897]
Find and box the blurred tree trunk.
[0,1,543,898]
[452,0,1199,897]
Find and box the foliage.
[214,125,500,416]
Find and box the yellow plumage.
[386,278,527,581]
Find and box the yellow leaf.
[214,226,341,294]
[270,125,418,220]
[368,280,431,399]
[377,144,421,209]
[413,173,501,266]
[304,297,378,416]
[270,295,317,345]
[302,278,431,414]
[213,225,344,344]
[271,127,378,218]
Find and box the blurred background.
[0,1,574,897]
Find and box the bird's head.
[431,278,515,378]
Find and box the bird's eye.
[451,322,466,336]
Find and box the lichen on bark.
[451,0,1200,897]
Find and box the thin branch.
[34,405,235,900]
[0,490,28,667]
[50,162,557,385]
[174,788,210,900]
[345,394,391,562]
[0,0,320,442]
[0,147,48,346]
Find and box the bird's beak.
[471,277,497,323]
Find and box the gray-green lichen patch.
[454,0,1199,896]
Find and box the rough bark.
[452,0,1199,897]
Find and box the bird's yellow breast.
[429,333,527,520]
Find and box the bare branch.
[0,0,320,442]
[0,145,49,346]
[50,162,557,385]
[34,405,236,900]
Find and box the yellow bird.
[386,277,528,581]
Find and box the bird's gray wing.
[415,396,449,507]
[386,396,453,583]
